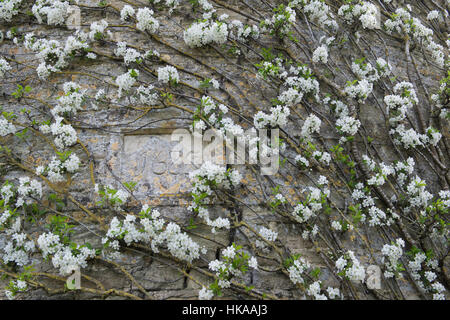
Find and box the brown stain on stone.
[111,142,119,151]
[149,198,161,206]
[108,156,117,169]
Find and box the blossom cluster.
[39,116,78,150]
[52,82,86,116]
[36,153,80,183]
[338,2,379,30]
[0,57,11,77]
[307,281,340,300]
[1,179,40,267]
[290,0,338,32]
[94,184,129,208]
[194,95,242,138]
[255,226,278,249]
[32,0,70,26]
[352,57,391,82]
[184,20,229,48]
[344,78,373,102]
[116,69,139,98]
[158,65,179,85]
[0,115,16,136]
[254,105,291,129]
[131,85,159,106]
[37,232,96,275]
[114,42,142,66]
[16,177,43,207]
[152,0,181,15]
[89,20,111,41]
[287,254,340,300]
[204,244,258,298]
[284,64,321,101]
[335,115,361,138]
[260,4,296,38]
[384,81,443,149]
[351,181,397,227]
[188,162,242,233]
[120,5,135,21]
[229,19,260,42]
[0,182,14,205]
[335,250,366,282]
[136,8,159,33]
[384,8,446,67]
[4,278,28,300]
[0,0,448,301]
[23,32,90,79]
[0,0,23,22]
[287,255,311,285]
[103,205,203,263]
[2,228,36,267]
[300,114,321,141]
[381,238,405,278]
[291,176,330,232]
[344,57,391,104]
[407,248,446,300]
[312,44,328,64]
[404,176,433,211]
[431,76,449,120]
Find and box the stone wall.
[0,0,448,300]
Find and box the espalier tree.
[0,0,449,300]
